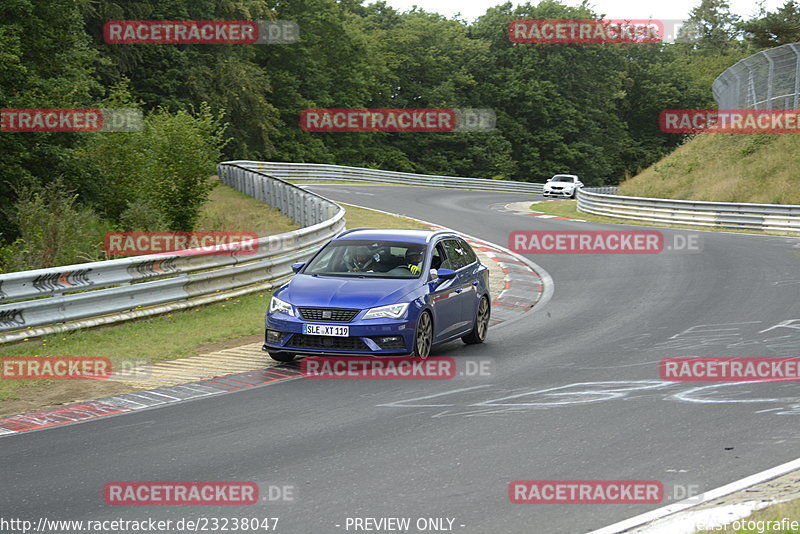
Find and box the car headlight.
[363,303,410,320]
[268,295,294,316]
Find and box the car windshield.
[551,176,575,182]
[303,240,426,278]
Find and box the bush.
[79,101,228,232]
[0,180,112,272]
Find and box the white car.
[542,174,584,198]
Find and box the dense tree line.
[1,0,797,269]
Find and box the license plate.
[303,324,349,337]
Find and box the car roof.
[552,174,578,178]
[333,228,456,244]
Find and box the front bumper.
[263,313,417,356]
[543,188,574,197]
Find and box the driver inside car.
[405,247,424,275]
[345,245,378,272]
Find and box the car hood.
[278,274,420,310]
[546,182,574,188]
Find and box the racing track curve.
[2,184,800,533]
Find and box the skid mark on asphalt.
[377,380,800,418]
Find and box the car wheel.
[570,189,576,199]
[413,311,433,359]
[462,296,490,345]
[269,351,295,363]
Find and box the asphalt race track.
[3,184,800,533]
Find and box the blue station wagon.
[263,229,491,361]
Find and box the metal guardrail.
[713,42,800,110]
[577,188,800,233]
[0,164,345,343]
[583,186,619,195]
[225,160,545,194]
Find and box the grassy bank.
[618,133,800,205]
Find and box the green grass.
[618,132,800,204]
[531,200,613,224]
[0,291,272,400]
[341,202,430,230]
[697,499,800,533]
[0,293,271,362]
[198,179,300,235]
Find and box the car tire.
[269,351,295,363]
[462,296,490,345]
[413,311,433,359]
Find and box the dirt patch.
[191,334,263,355]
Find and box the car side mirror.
[436,268,457,280]
[291,262,305,274]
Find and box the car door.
[438,238,474,337]
[429,241,461,341]
[455,237,484,323]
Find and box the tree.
[0,0,100,238]
[683,0,742,52]
[743,0,800,48]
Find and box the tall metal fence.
[713,42,800,109]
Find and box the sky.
[381,0,782,23]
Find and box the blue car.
[262,229,491,361]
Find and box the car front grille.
[286,334,368,351]
[297,307,360,322]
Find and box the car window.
[458,238,477,265]
[442,239,468,270]
[304,240,425,278]
[431,244,444,270]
